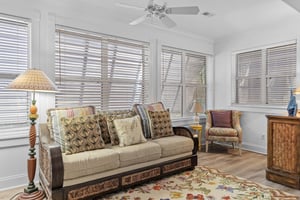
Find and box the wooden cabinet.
[266,115,300,189]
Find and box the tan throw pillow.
[113,115,147,147]
[211,110,232,128]
[60,114,105,155]
[47,105,95,152]
[105,110,136,145]
[148,110,174,139]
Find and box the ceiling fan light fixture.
[119,0,205,28]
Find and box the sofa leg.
[206,141,209,152]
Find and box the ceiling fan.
[117,0,200,28]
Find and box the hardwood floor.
[199,145,300,197]
[1,148,300,199]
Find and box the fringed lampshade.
[7,68,57,92]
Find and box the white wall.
[0,0,214,190]
[214,14,300,154]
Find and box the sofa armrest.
[39,123,64,190]
[173,126,197,154]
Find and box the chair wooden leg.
[239,143,242,156]
[232,143,235,149]
[206,141,209,152]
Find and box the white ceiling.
[55,0,300,41]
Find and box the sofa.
[39,103,198,200]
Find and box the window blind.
[55,27,150,110]
[235,50,263,104]
[0,17,30,137]
[234,43,296,106]
[267,44,296,105]
[161,46,207,118]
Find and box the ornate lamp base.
[18,190,45,200]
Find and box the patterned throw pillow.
[47,106,95,152]
[97,113,111,144]
[60,114,105,155]
[133,102,165,139]
[105,110,136,145]
[148,110,174,139]
[211,110,232,128]
[113,115,147,147]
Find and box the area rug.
[101,166,299,200]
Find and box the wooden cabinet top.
[266,115,300,121]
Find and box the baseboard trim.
[241,142,267,155]
[0,174,27,191]
[213,142,267,155]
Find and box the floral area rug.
[101,166,299,200]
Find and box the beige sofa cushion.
[63,148,120,180]
[111,141,161,167]
[152,135,193,157]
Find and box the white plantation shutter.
[55,27,149,110]
[161,46,207,118]
[0,17,30,137]
[234,42,296,106]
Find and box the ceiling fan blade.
[129,14,149,26]
[160,15,176,28]
[165,6,200,15]
[115,2,144,10]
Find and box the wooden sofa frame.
[39,125,198,200]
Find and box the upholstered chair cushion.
[113,115,147,147]
[60,114,105,155]
[208,127,238,137]
[148,110,174,139]
[211,110,232,128]
[47,105,95,152]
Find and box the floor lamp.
[6,69,57,200]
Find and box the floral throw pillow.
[60,114,105,155]
[114,115,147,147]
[148,110,174,139]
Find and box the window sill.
[229,104,287,115]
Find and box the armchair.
[205,110,242,155]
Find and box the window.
[55,26,150,110]
[0,17,30,137]
[234,42,296,106]
[161,46,207,118]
